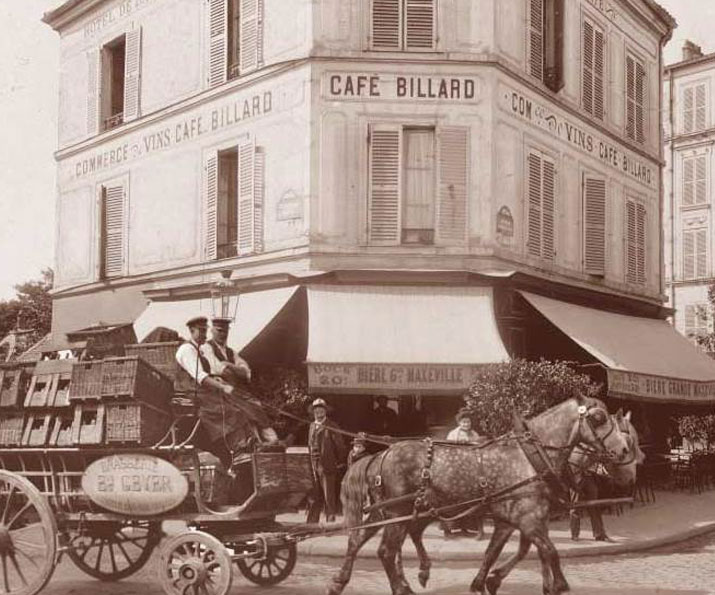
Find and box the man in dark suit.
[307,398,347,523]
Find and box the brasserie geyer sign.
[608,369,715,404]
[499,84,656,189]
[308,363,480,394]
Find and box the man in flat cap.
[175,315,278,469]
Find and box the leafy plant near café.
[251,366,311,433]
[463,359,602,437]
[676,414,715,450]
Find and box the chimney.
[683,40,703,62]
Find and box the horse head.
[604,409,644,492]
[569,394,631,461]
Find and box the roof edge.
[42,0,106,31]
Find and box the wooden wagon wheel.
[0,470,58,595]
[235,541,297,586]
[158,531,233,595]
[64,521,161,581]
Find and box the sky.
[0,0,711,300]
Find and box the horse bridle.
[568,404,619,459]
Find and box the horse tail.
[340,455,375,529]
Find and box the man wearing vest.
[174,316,278,469]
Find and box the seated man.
[175,316,278,469]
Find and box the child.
[347,433,369,466]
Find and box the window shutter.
[583,176,606,275]
[204,152,218,261]
[582,21,594,117]
[237,138,256,256]
[87,49,101,136]
[696,155,707,204]
[240,0,262,73]
[528,0,544,81]
[636,203,646,284]
[696,83,707,131]
[527,151,555,260]
[696,228,708,278]
[208,0,227,88]
[101,184,125,278]
[405,0,435,50]
[683,157,694,206]
[683,86,694,133]
[683,229,695,280]
[635,61,646,143]
[371,0,401,50]
[582,20,604,120]
[527,152,543,257]
[253,147,265,254]
[626,56,635,140]
[593,28,605,120]
[685,305,697,333]
[435,127,468,245]
[123,27,142,123]
[542,158,555,258]
[626,201,637,283]
[368,125,402,245]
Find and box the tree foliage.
[463,359,602,438]
[0,269,53,346]
[676,414,715,450]
[252,366,311,433]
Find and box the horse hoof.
[418,570,430,588]
[327,580,346,595]
[469,578,484,593]
[485,575,501,595]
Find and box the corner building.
[45,0,713,442]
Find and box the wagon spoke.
[8,552,27,587]
[115,538,134,565]
[12,539,46,552]
[108,540,118,573]
[1,486,16,525]
[6,501,32,530]
[94,541,105,570]
[14,547,40,569]
[2,552,10,593]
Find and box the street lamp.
[210,269,239,321]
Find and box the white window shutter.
[123,27,142,123]
[635,61,646,143]
[101,184,126,278]
[542,158,556,259]
[240,0,263,74]
[254,147,265,254]
[683,86,694,133]
[237,138,256,255]
[696,155,707,204]
[582,20,604,120]
[685,304,697,333]
[593,28,605,120]
[208,0,227,88]
[405,0,435,50]
[696,83,707,131]
[527,152,543,257]
[435,127,468,245]
[582,21,594,117]
[696,228,708,278]
[368,125,402,245]
[683,157,695,206]
[528,0,545,81]
[583,176,606,275]
[636,203,646,284]
[626,56,635,140]
[626,201,637,283]
[683,229,695,280]
[204,152,219,261]
[371,0,401,50]
[87,49,101,136]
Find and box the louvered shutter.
[368,125,402,245]
[237,138,256,255]
[101,184,125,278]
[584,176,606,275]
[626,56,635,140]
[696,155,707,204]
[683,86,694,133]
[626,201,637,283]
[636,203,646,284]
[372,0,401,50]
[527,151,555,260]
[635,61,646,143]
[685,305,697,334]
[405,0,434,50]
[682,229,695,280]
[683,157,695,206]
[582,20,604,120]
[240,0,262,73]
[696,83,707,131]
[593,28,605,120]
[253,147,265,254]
[87,49,101,136]
[696,228,708,278]
[435,127,468,245]
[204,152,219,261]
[527,152,543,257]
[208,0,227,88]
[528,0,544,81]
[542,158,555,258]
[123,28,142,123]
[582,21,594,116]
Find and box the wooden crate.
[0,364,31,409]
[105,401,171,446]
[100,357,173,405]
[71,403,105,445]
[253,452,314,493]
[25,360,75,408]
[0,414,24,446]
[69,361,104,401]
[53,373,72,408]
[22,413,53,446]
[124,342,184,390]
[50,414,74,447]
[23,375,54,408]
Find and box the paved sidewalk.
[283,488,715,560]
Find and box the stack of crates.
[0,363,31,446]
[23,359,75,447]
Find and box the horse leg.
[405,518,432,588]
[523,527,569,595]
[470,520,514,594]
[327,525,380,595]
[484,532,532,595]
[377,523,415,595]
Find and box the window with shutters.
[682,83,707,133]
[682,227,708,280]
[526,150,556,260]
[208,0,264,87]
[527,0,564,92]
[99,182,127,280]
[682,154,707,206]
[370,0,436,51]
[583,175,606,275]
[367,124,468,246]
[684,303,709,339]
[625,52,647,143]
[625,199,646,285]
[582,18,605,120]
[204,142,265,260]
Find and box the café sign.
[608,369,715,404]
[308,363,481,394]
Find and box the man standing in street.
[307,398,346,523]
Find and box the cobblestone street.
[41,530,715,595]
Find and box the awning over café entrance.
[306,285,509,394]
[520,292,715,404]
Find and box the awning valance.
[520,291,715,404]
[307,285,509,394]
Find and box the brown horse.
[331,396,630,595]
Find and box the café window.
[583,175,606,276]
[625,198,646,285]
[370,0,436,51]
[684,303,709,340]
[204,140,265,260]
[682,154,707,206]
[526,149,556,260]
[207,0,264,88]
[87,29,142,135]
[682,227,708,280]
[367,124,468,246]
[682,82,707,134]
[581,17,605,121]
[527,0,564,92]
[625,52,647,143]
[99,180,127,279]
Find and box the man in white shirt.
[201,317,252,384]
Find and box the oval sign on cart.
[82,454,189,516]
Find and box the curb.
[296,522,715,561]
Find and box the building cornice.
[42,0,106,31]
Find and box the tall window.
[582,18,605,120]
[527,0,564,92]
[367,124,468,246]
[683,227,708,280]
[370,0,435,51]
[683,83,707,133]
[626,53,647,143]
[683,154,707,206]
[526,150,556,260]
[99,182,127,279]
[583,175,606,275]
[684,304,709,340]
[625,199,646,284]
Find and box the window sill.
[680,203,710,212]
